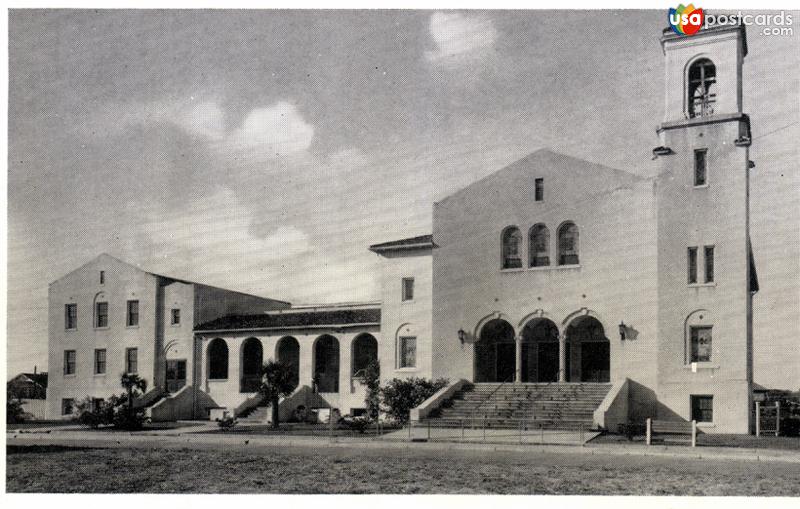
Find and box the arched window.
[240,338,263,393]
[208,338,229,380]
[688,58,716,118]
[502,226,523,269]
[558,222,579,265]
[351,334,379,378]
[529,224,550,267]
[314,335,340,393]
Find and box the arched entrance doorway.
[207,338,229,380]
[521,318,560,382]
[475,319,516,383]
[240,338,263,393]
[565,316,610,382]
[275,336,300,390]
[313,335,340,393]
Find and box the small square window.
[534,178,544,202]
[398,336,416,368]
[687,247,698,284]
[127,300,139,327]
[690,326,712,363]
[402,278,415,301]
[63,350,76,375]
[126,348,138,374]
[94,349,107,375]
[694,149,707,186]
[704,246,715,283]
[62,398,75,416]
[92,398,105,413]
[171,308,181,325]
[691,395,713,423]
[65,303,77,330]
[96,302,108,328]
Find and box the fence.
[404,417,590,446]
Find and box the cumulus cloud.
[178,101,226,140]
[224,102,314,158]
[425,12,497,65]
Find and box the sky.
[7,10,799,386]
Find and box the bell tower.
[654,21,754,434]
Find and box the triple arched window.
[502,222,579,269]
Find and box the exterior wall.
[162,281,196,389]
[198,326,381,417]
[431,151,659,396]
[655,27,752,434]
[377,249,434,381]
[46,255,159,419]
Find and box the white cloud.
[179,101,226,140]
[225,102,314,158]
[425,12,497,64]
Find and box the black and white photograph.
[4,2,800,498]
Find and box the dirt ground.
[7,443,800,495]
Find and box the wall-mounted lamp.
[458,329,466,345]
[618,321,627,341]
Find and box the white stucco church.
[46,22,794,434]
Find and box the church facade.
[46,23,773,434]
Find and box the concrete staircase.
[423,383,612,430]
[238,405,270,423]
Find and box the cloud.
[224,102,314,159]
[178,101,226,140]
[425,12,497,65]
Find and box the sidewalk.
[7,423,800,464]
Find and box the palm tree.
[120,373,147,415]
[259,360,297,429]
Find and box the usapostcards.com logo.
[668,4,705,36]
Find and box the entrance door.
[537,342,559,382]
[496,343,516,382]
[166,359,187,393]
[580,343,610,382]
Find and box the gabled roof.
[51,253,289,305]
[195,308,381,333]
[368,234,435,253]
[435,148,646,207]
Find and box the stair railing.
[470,372,515,427]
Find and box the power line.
[753,121,799,141]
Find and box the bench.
[646,418,698,447]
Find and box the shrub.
[6,390,28,424]
[74,394,147,430]
[380,377,448,424]
[217,415,237,430]
[75,398,113,429]
[339,414,371,433]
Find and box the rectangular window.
[171,308,181,325]
[92,398,105,412]
[704,246,715,283]
[100,270,105,284]
[690,326,712,363]
[63,350,76,375]
[534,178,544,202]
[402,278,415,301]
[126,300,139,327]
[94,349,107,375]
[687,247,698,284]
[96,302,108,328]
[126,348,138,374]
[691,395,713,423]
[694,149,707,186]
[62,398,75,416]
[399,336,417,368]
[65,303,77,330]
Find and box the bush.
[339,414,371,433]
[217,415,237,430]
[6,391,28,424]
[74,394,148,431]
[362,361,381,421]
[380,377,448,424]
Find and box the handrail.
[470,372,515,422]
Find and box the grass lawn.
[7,443,800,495]
[593,433,800,450]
